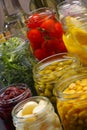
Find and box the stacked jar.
[54,67,87,130]
[25,7,67,61]
[33,53,81,109]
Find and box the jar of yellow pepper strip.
[54,67,87,130]
[63,15,87,66]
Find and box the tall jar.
[25,7,67,61]
[63,15,87,66]
[53,67,87,130]
[0,34,36,95]
[12,96,62,130]
[57,0,87,66]
[33,53,81,108]
[0,83,32,130]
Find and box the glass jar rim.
[0,33,28,54]
[25,7,56,25]
[33,52,80,74]
[0,83,31,104]
[57,0,83,8]
[57,0,86,17]
[12,96,52,125]
[27,7,55,15]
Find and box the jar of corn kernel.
[33,52,81,109]
[12,96,62,130]
[54,67,87,130]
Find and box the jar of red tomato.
[0,83,32,130]
[25,7,67,61]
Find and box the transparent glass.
[58,1,87,66]
[0,83,32,130]
[57,0,87,31]
[63,16,87,66]
[0,33,36,95]
[25,7,67,61]
[12,96,62,130]
[58,0,86,17]
[33,52,81,108]
[54,67,87,130]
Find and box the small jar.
[33,53,81,108]
[25,7,67,61]
[0,83,32,130]
[54,67,87,130]
[0,34,36,95]
[12,96,62,130]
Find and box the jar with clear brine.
[63,15,87,66]
[57,0,87,66]
[25,7,67,61]
[54,67,87,130]
[12,96,62,130]
[33,53,81,108]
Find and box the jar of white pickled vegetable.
[12,96,62,130]
[54,67,87,130]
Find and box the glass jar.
[63,15,87,66]
[0,83,32,130]
[12,96,62,130]
[29,0,59,17]
[33,52,81,108]
[54,67,87,130]
[0,34,37,95]
[25,7,67,61]
[57,0,87,32]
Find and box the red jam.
[0,84,32,130]
[25,8,67,61]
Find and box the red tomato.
[27,29,43,50]
[41,19,56,34]
[54,22,63,38]
[57,39,67,52]
[42,39,59,52]
[34,48,49,61]
[40,19,64,39]
[25,13,42,28]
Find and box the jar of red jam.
[25,7,67,61]
[0,83,32,130]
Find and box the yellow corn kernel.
[81,78,87,86]
[79,110,87,117]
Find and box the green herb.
[0,37,37,95]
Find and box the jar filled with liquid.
[12,96,62,130]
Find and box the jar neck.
[58,0,86,17]
[0,84,31,106]
[54,72,87,101]
[33,53,80,77]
